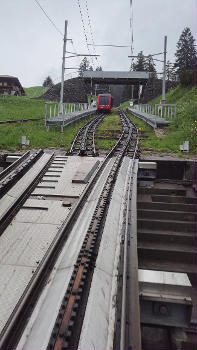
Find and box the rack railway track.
[0,109,139,350]
[67,113,104,156]
[1,108,195,349]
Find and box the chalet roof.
[0,75,25,93]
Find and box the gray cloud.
[0,0,196,86]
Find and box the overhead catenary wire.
[88,44,130,48]
[129,0,134,69]
[76,0,95,68]
[84,0,100,66]
[33,0,63,36]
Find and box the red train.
[97,93,113,112]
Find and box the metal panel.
[32,156,103,197]
[15,158,116,350]
[0,265,34,334]
[139,269,192,327]
[0,222,60,267]
[16,199,70,225]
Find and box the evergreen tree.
[175,27,197,72]
[43,76,53,87]
[132,51,146,71]
[96,66,103,71]
[78,57,90,77]
[145,55,157,77]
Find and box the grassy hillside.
[121,85,197,154]
[0,114,96,151]
[0,96,46,120]
[24,86,48,98]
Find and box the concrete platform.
[16,158,116,350]
[32,156,102,197]
[0,154,104,336]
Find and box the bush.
[179,70,197,86]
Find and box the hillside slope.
[149,85,197,152]
[24,86,48,98]
[122,85,197,154]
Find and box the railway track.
[0,109,139,350]
[0,108,196,350]
[0,150,54,236]
[67,113,104,156]
[47,109,138,350]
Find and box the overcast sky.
[0,0,196,87]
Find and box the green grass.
[0,114,97,151]
[95,110,122,150]
[121,85,197,154]
[0,96,47,121]
[24,86,48,98]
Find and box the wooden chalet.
[0,75,25,96]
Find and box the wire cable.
[76,0,95,68]
[84,0,99,65]
[33,0,63,36]
[129,0,134,69]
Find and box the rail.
[67,113,104,156]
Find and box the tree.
[43,76,53,87]
[132,51,146,71]
[96,66,102,71]
[145,55,157,78]
[175,27,197,73]
[78,57,90,77]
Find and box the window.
[99,95,110,105]
[3,82,7,86]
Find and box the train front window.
[99,96,109,105]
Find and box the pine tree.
[78,57,90,77]
[132,51,146,71]
[43,76,53,87]
[145,55,157,78]
[96,66,102,71]
[175,27,197,72]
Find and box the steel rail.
[0,151,30,181]
[113,109,141,350]
[67,113,104,156]
[0,152,54,238]
[120,145,141,350]
[0,149,43,198]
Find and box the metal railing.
[134,103,176,120]
[44,102,91,120]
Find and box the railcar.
[97,93,113,112]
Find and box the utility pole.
[59,20,68,115]
[161,35,167,104]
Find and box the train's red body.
[97,93,113,112]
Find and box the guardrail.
[134,104,176,120]
[44,102,96,132]
[44,102,91,120]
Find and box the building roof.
[0,75,25,93]
[82,70,152,85]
